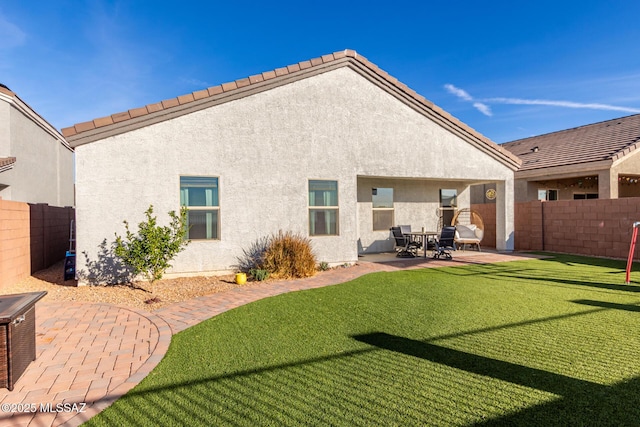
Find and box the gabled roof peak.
[62,49,520,169]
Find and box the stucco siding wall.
[7,107,74,206]
[75,67,514,279]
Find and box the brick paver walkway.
[0,252,538,426]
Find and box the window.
[180,176,219,240]
[538,189,558,201]
[573,193,598,200]
[439,189,457,228]
[309,180,338,236]
[372,188,394,230]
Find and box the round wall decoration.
[485,188,497,200]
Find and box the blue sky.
[2,0,640,143]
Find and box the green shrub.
[262,231,317,279]
[318,261,330,271]
[249,268,270,281]
[114,205,189,286]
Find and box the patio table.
[404,230,439,258]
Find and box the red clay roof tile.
[146,102,164,113]
[111,112,131,123]
[262,70,277,80]
[0,157,16,168]
[221,81,237,92]
[128,107,149,119]
[235,78,251,88]
[161,98,179,109]
[193,89,209,100]
[321,54,335,63]
[75,121,96,133]
[310,57,323,66]
[177,94,195,105]
[274,67,289,77]
[61,126,77,137]
[94,116,115,127]
[207,86,224,96]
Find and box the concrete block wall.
[473,197,640,259]
[0,200,30,287]
[29,204,75,273]
[0,201,75,289]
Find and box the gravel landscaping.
[0,260,242,311]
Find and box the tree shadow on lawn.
[70,307,631,426]
[354,332,640,426]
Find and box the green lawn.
[85,255,640,426]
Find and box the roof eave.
[64,50,521,171]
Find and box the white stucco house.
[0,84,74,206]
[62,50,520,283]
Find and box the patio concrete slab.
[0,251,540,426]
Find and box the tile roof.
[0,156,16,171]
[502,113,640,171]
[62,49,520,169]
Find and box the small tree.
[114,205,189,287]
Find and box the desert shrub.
[318,261,330,271]
[262,231,317,279]
[236,236,271,273]
[249,268,270,281]
[114,205,189,286]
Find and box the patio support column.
[598,169,617,199]
[495,178,515,252]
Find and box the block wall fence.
[473,197,640,259]
[0,200,74,288]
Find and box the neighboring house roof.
[502,113,640,172]
[0,156,16,173]
[62,49,521,170]
[0,84,73,152]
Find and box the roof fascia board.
[516,159,611,180]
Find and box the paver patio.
[0,252,538,426]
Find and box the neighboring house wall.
[0,200,74,288]
[0,87,74,206]
[73,65,516,280]
[472,198,640,260]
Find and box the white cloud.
[444,83,472,101]
[0,13,26,49]
[473,102,492,116]
[444,84,492,116]
[444,82,640,117]
[483,97,640,114]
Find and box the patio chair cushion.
[455,224,481,243]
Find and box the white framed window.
[538,189,558,201]
[372,188,394,231]
[180,176,219,240]
[309,180,338,236]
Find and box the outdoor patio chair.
[451,208,484,251]
[390,226,421,258]
[432,226,456,259]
